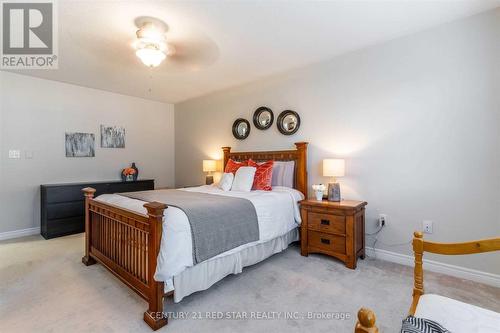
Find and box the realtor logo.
[1,0,58,69]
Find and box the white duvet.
[95,185,303,283]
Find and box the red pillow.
[248,159,274,191]
[225,159,247,174]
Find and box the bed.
[81,142,308,330]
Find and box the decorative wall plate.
[232,118,251,140]
[277,110,301,135]
[253,106,274,130]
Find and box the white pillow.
[231,166,256,192]
[272,161,295,188]
[218,172,234,191]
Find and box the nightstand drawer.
[308,231,346,254]
[308,212,345,235]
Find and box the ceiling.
[7,0,500,104]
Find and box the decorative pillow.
[224,159,247,174]
[231,166,256,192]
[401,316,449,333]
[218,173,234,191]
[248,159,274,191]
[272,160,295,188]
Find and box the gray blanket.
[120,189,259,264]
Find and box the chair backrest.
[354,232,500,333]
[410,231,500,314]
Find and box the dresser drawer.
[45,216,84,238]
[308,231,346,254]
[41,179,154,239]
[308,212,345,235]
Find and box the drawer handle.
[320,219,330,225]
[320,238,331,245]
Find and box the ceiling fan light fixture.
[136,22,165,43]
[134,21,171,67]
[135,45,166,67]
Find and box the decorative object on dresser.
[65,132,95,157]
[300,199,367,269]
[253,106,274,130]
[312,184,326,201]
[232,118,251,140]
[202,159,217,185]
[100,125,126,148]
[277,110,301,135]
[121,162,139,181]
[40,179,154,239]
[323,158,345,201]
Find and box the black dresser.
[40,179,154,239]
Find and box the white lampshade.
[203,160,217,172]
[323,159,345,177]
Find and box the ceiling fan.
[134,18,174,67]
[133,16,219,70]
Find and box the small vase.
[131,162,139,181]
[315,190,323,201]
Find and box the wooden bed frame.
[81,142,308,330]
[354,231,500,332]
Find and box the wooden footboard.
[81,187,168,330]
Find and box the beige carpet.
[1,234,498,333]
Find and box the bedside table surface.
[300,199,367,210]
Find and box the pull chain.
[148,66,153,94]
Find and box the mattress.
[95,185,304,289]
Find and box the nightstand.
[300,199,367,269]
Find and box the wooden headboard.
[222,142,308,197]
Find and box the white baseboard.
[366,247,500,288]
[0,227,40,241]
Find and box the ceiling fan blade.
[164,36,220,70]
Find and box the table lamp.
[203,160,217,185]
[323,159,345,201]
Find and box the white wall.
[175,9,500,275]
[0,72,175,234]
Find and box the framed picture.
[65,132,95,157]
[100,125,125,148]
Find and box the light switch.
[25,151,34,159]
[8,150,21,159]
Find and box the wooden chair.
[354,231,500,332]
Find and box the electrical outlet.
[378,214,387,228]
[423,220,433,234]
